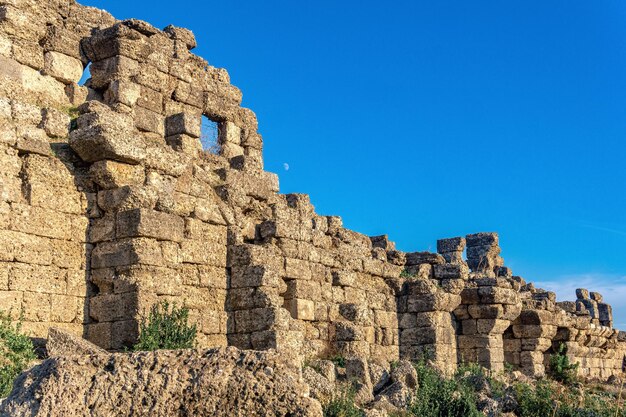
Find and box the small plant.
[327,354,346,368]
[407,359,482,417]
[549,343,579,385]
[133,301,197,351]
[322,385,364,417]
[399,269,416,278]
[0,311,36,398]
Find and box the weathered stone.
[1,347,323,417]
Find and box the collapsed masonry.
[0,0,624,380]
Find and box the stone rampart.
[0,0,624,380]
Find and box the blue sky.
[82,1,626,327]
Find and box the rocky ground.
[1,329,624,417]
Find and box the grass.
[0,311,36,398]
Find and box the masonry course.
[0,0,624,381]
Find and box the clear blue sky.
[82,1,626,327]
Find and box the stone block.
[166,113,201,138]
[69,104,146,164]
[433,263,469,280]
[91,238,163,269]
[405,251,445,266]
[166,133,201,155]
[163,25,197,50]
[466,232,498,247]
[97,185,158,212]
[40,108,70,138]
[218,121,241,145]
[43,51,83,85]
[234,307,284,333]
[576,288,589,300]
[285,298,315,321]
[104,79,141,107]
[90,160,145,190]
[180,239,226,266]
[116,208,184,242]
[437,237,466,253]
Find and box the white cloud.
[534,273,626,330]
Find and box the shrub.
[549,343,579,385]
[399,269,416,278]
[407,360,482,417]
[0,311,36,397]
[322,385,364,417]
[133,301,197,351]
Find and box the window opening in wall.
[201,115,220,154]
[79,62,91,86]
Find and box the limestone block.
[104,80,141,107]
[218,121,241,145]
[40,108,70,138]
[70,104,146,164]
[283,280,321,301]
[437,236,466,253]
[134,107,164,136]
[50,294,78,323]
[22,153,76,190]
[478,286,518,305]
[228,287,280,311]
[282,258,310,280]
[91,238,163,269]
[405,251,445,266]
[89,292,138,322]
[166,133,202,155]
[0,290,22,318]
[180,239,226,266]
[88,56,140,89]
[43,51,83,85]
[116,208,184,242]
[10,203,83,241]
[184,218,227,243]
[466,232,498,247]
[590,292,603,302]
[433,263,469,280]
[163,25,197,50]
[285,298,315,321]
[234,307,284,333]
[11,37,44,70]
[0,55,70,108]
[22,291,51,322]
[576,288,589,300]
[15,127,52,156]
[97,185,158,212]
[90,160,145,190]
[166,113,201,138]
[26,182,83,215]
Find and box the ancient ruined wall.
[0,0,115,343]
[1,0,624,380]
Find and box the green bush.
[133,301,197,351]
[322,386,364,417]
[406,360,482,417]
[548,343,579,385]
[0,311,36,397]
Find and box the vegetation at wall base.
[548,343,579,385]
[133,301,197,351]
[0,311,36,398]
[322,385,364,417]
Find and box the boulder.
[0,347,322,417]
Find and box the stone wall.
[1,0,624,380]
